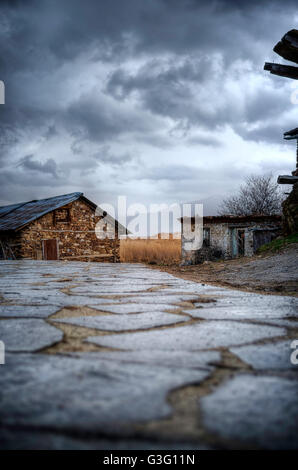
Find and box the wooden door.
[253,230,276,252]
[42,239,58,260]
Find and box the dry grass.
[120,238,181,265]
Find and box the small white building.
[181,215,282,265]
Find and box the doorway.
[237,230,245,256]
[42,239,59,260]
[231,228,245,257]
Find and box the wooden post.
[0,240,7,259]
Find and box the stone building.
[181,215,282,265]
[0,192,127,262]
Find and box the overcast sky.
[0,0,297,216]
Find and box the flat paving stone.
[0,353,211,432]
[201,374,298,449]
[186,294,298,320]
[70,284,159,295]
[76,349,221,369]
[0,304,60,318]
[0,319,63,352]
[1,294,124,308]
[53,311,189,331]
[230,340,298,370]
[89,303,179,314]
[87,321,286,351]
[120,294,202,304]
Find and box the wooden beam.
[273,29,298,64]
[61,254,115,259]
[284,134,298,140]
[0,240,6,259]
[277,175,298,184]
[264,62,298,80]
[284,127,298,140]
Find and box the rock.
[0,305,59,318]
[230,340,297,370]
[0,353,211,432]
[53,311,189,331]
[87,321,285,351]
[201,375,298,449]
[0,319,63,352]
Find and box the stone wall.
[206,223,230,258]
[0,199,120,262]
[282,182,298,235]
[245,229,255,257]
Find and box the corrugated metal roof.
[0,202,28,218]
[0,192,83,231]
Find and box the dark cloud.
[105,55,294,140]
[65,92,158,143]
[0,0,296,205]
[1,0,295,139]
[17,154,58,177]
[93,146,134,167]
[105,56,215,101]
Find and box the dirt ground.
[157,244,298,297]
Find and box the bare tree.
[218,174,283,216]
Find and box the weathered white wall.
[181,220,281,265]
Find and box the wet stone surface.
[0,260,297,449]
[1,319,63,352]
[87,321,286,351]
[0,304,60,318]
[83,302,179,314]
[0,352,211,431]
[201,374,298,449]
[53,311,189,331]
[230,340,298,370]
